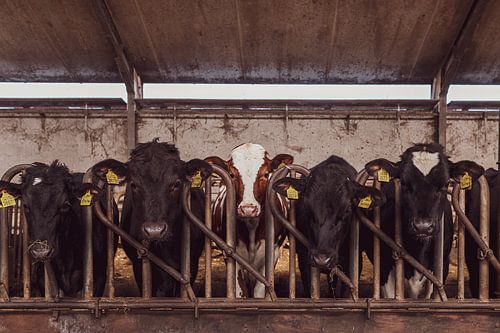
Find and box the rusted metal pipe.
[394,179,405,300]
[105,184,115,298]
[93,201,196,301]
[181,181,276,300]
[373,179,381,299]
[451,180,500,273]
[349,205,360,300]
[479,176,490,301]
[21,207,30,299]
[355,210,448,301]
[457,189,465,300]
[264,191,275,299]
[141,255,152,299]
[288,169,297,299]
[180,191,191,300]
[82,168,94,299]
[433,212,445,300]
[204,176,212,298]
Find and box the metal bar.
[355,211,448,301]
[497,106,500,298]
[394,179,405,300]
[265,175,276,299]
[433,211,445,299]
[21,206,30,299]
[13,204,21,285]
[181,169,276,300]
[373,179,381,299]
[0,206,9,298]
[310,266,320,300]
[105,184,115,298]
[479,177,490,301]
[204,176,212,298]
[457,189,466,300]
[82,169,94,300]
[451,180,500,273]
[289,170,297,299]
[43,262,58,302]
[93,202,195,301]
[180,191,191,300]
[142,257,152,300]
[349,206,360,300]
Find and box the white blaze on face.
[32,177,42,186]
[231,143,267,217]
[411,151,440,176]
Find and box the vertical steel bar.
[142,257,152,299]
[265,187,275,299]
[394,179,405,300]
[180,190,191,300]
[288,170,297,299]
[433,211,445,299]
[478,176,490,301]
[82,169,94,300]
[349,205,360,300]
[0,207,9,297]
[457,189,466,300]
[310,266,320,299]
[21,205,30,299]
[106,184,115,298]
[13,204,21,284]
[204,176,212,298]
[44,265,51,301]
[220,165,237,300]
[373,179,381,299]
[497,107,500,297]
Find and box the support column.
[432,70,447,148]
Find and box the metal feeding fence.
[0,162,499,316]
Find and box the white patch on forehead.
[411,151,440,176]
[231,143,267,211]
[32,177,42,186]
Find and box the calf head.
[366,143,484,241]
[0,161,94,262]
[273,165,383,269]
[93,140,212,242]
[206,143,293,222]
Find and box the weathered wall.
[0,112,498,176]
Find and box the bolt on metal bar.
[181,166,276,300]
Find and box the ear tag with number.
[106,169,120,185]
[377,168,390,183]
[191,171,202,188]
[460,171,472,190]
[286,185,299,200]
[0,191,16,208]
[277,162,286,169]
[358,195,372,209]
[80,190,93,206]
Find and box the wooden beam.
[432,69,447,147]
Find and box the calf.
[0,161,117,297]
[465,168,498,298]
[365,143,483,298]
[93,139,212,297]
[273,155,384,297]
[206,143,293,297]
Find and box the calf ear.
[0,181,22,198]
[185,159,213,182]
[351,182,385,209]
[270,154,294,171]
[365,158,400,179]
[205,156,229,172]
[92,159,128,183]
[272,177,306,199]
[449,160,485,182]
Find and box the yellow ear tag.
[358,195,372,209]
[80,190,93,206]
[277,162,286,169]
[106,169,119,185]
[191,171,202,188]
[377,168,390,183]
[460,171,472,190]
[0,191,16,208]
[286,185,299,200]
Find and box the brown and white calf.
[206,143,293,297]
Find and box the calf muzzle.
[28,240,54,261]
[311,253,334,269]
[143,222,168,240]
[411,219,436,237]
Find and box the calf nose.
[311,253,333,269]
[29,242,53,261]
[238,204,259,218]
[413,219,434,235]
[143,222,168,240]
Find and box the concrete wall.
[0,111,498,176]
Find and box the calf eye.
[172,180,182,189]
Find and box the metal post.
[21,206,30,299]
[457,189,466,300]
[479,176,490,301]
[142,256,152,299]
[204,176,212,298]
[433,210,445,299]
[349,206,359,300]
[82,169,94,299]
[394,179,405,300]
[265,184,275,299]
[497,107,500,297]
[180,191,191,300]
[0,207,9,297]
[105,184,115,298]
[373,179,381,299]
[289,170,297,299]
